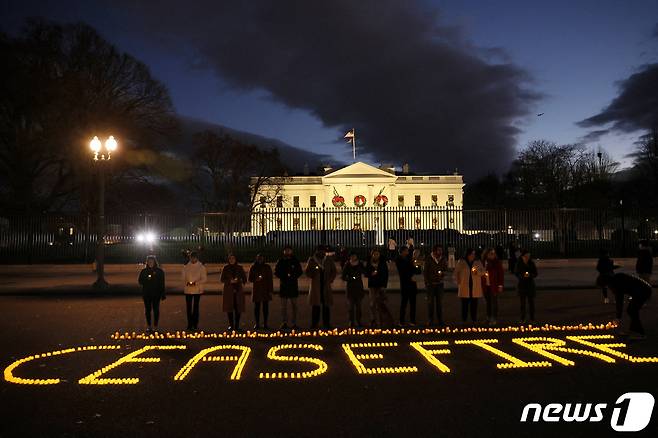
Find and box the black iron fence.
[1,207,656,263]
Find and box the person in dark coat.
[423,244,448,326]
[596,249,620,304]
[138,255,166,333]
[514,249,538,323]
[342,252,366,327]
[364,248,393,327]
[636,240,653,283]
[248,254,273,330]
[305,246,337,329]
[395,246,420,326]
[482,248,504,325]
[602,273,652,339]
[220,254,247,331]
[507,241,518,273]
[274,246,303,329]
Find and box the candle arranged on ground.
[148,274,152,279]
[437,270,442,275]
[257,275,263,281]
[524,272,530,278]
[373,270,378,275]
[471,267,477,273]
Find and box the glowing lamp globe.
[90,136,102,153]
[105,136,118,152]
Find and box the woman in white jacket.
[453,248,485,324]
[181,251,207,331]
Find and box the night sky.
[2,0,657,176]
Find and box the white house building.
[250,161,464,234]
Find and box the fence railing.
[0,207,656,263]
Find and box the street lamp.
[90,135,117,289]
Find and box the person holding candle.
[453,248,485,324]
[306,246,337,329]
[364,248,392,327]
[181,251,207,331]
[138,255,166,333]
[387,237,397,262]
[221,254,247,331]
[481,248,504,325]
[248,253,273,330]
[514,249,538,323]
[342,252,366,327]
[423,244,448,326]
[395,245,420,326]
[274,246,303,330]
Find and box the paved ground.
[0,258,652,294]
[0,287,657,437]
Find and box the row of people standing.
[138,246,539,332]
[396,245,537,326]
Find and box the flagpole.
[352,129,356,161]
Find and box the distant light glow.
[135,232,157,244]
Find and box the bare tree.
[506,140,618,208]
[629,128,658,205]
[192,130,286,212]
[0,20,177,214]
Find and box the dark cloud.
[131,1,540,175]
[578,63,658,136]
[580,129,610,143]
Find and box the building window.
[310,217,317,230]
[398,195,404,207]
[414,195,421,207]
[310,195,317,208]
[399,217,405,229]
[431,194,438,206]
[276,196,283,208]
[446,194,455,207]
[293,217,300,230]
[293,196,299,208]
[260,196,267,208]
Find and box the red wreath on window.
[332,187,345,208]
[374,187,388,207]
[374,194,388,207]
[354,194,367,207]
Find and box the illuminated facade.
[251,161,465,234]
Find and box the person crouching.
[602,273,652,340]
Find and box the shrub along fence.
[0,207,656,263]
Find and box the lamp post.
[90,135,117,289]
